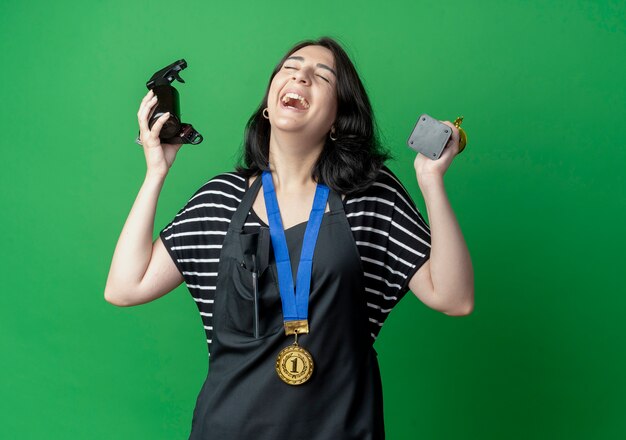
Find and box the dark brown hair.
[235,36,393,195]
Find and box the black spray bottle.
[138,59,203,145]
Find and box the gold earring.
[263,108,269,119]
[329,126,337,141]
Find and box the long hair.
[235,36,393,196]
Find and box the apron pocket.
[239,226,270,274]
[224,257,284,338]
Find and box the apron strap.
[327,186,344,212]
[230,174,264,233]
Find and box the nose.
[291,69,311,85]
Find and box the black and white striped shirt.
[159,165,431,357]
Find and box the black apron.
[188,175,385,439]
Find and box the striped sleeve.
[158,177,232,278]
[346,165,431,342]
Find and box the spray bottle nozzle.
[146,59,188,89]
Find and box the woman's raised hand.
[137,89,183,177]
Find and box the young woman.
[105,36,473,439]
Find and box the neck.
[266,131,324,192]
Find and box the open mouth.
[280,92,310,111]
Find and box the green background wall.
[1,0,624,438]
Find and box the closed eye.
[284,65,330,83]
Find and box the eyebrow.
[285,56,336,77]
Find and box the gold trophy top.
[453,116,467,154]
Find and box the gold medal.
[276,323,314,385]
[261,171,328,386]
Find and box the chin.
[271,116,309,131]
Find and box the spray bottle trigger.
[172,72,185,84]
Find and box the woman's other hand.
[413,120,460,184]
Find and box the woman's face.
[266,45,338,140]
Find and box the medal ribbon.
[261,170,329,323]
